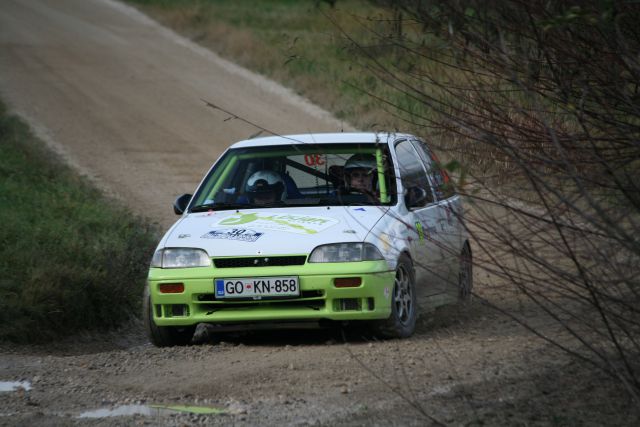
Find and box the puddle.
[0,381,32,392]
[78,404,224,418]
[153,405,224,415]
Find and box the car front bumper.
[148,261,394,327]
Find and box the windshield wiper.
[190,202,253,212]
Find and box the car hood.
[161,206,389,257]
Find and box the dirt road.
[0,1,631,425]
[0,0,347,228]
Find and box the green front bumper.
[148,260,394,327]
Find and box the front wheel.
[143,285,195,347]
[374,254,417,339]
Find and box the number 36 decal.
[304,154,325,166]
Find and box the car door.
[411,139,463,297]
[394,139,450,309]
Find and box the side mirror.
[173,194,192,215]
[404,186,430,208]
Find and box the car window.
[188,144,397,210]
[411,140,455,200]
[395,140,435,207]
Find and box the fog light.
[334,277,362,288]
[159,283,184,293]
[171,304,188,317]
[337,298,361,311]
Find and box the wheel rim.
[459,245,472,298]
[394,264,413,325]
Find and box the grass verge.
[0,101,158,343]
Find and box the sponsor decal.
[415,222,425,241]
[178,234,191,239]
[201,228,263,242]
[379,234,391,252]
[304,154,326,166]
[353,207,366,212]
[217,212,338,235]
[384,287,390,299]
[415,222,438,242]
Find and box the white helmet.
[245,170,286,200]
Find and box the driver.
[344,154,377,194]
[245,170,286,205]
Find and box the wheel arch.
[399,250,415,274]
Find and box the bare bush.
[327,0,640,402]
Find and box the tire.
[374,254,417,339]
[143,285,195,347]
[458,241,473,302]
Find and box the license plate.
[214,276,299,300]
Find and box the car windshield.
[189,143,397,211]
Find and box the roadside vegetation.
[0,102,158,343]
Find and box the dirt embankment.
[0,0,635,425]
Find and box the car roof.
[229,132,414,149]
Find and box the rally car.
[144,133,472,346]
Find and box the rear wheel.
[143,285,195,347]
[374,254,417,339]
[458,242,473,301]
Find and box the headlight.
[308,243,384,263]
[150,248,211,268]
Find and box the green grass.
[0,102,159,343]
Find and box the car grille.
[213,256,307,268]
[195,290,326,311]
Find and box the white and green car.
[145,133,472,346]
